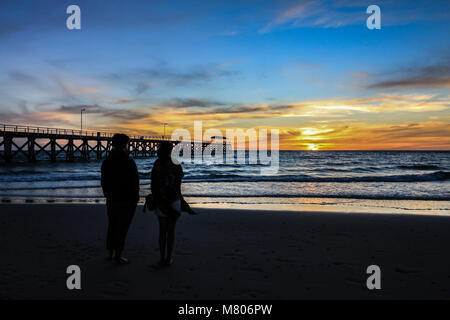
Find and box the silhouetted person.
[151,141,184,267]
[101,133,139,265]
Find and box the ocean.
[1,151,449,215]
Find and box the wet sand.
[0,203,449,299]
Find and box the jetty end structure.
[0,124,229,163]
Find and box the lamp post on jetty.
[80,107,86,133]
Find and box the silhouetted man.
[101,133,139,265]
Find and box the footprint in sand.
[346,277,361,285]
[176,251,193,256]
[333,261,351,266]
[395,266,419,274]
[101,281,128,297]
[240,267,264,273]
[276,258,297,263]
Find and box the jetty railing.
[0,124,168,140]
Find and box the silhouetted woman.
[151,141,184,266]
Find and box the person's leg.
[106,203,116,259]
[115,203,136,264]
[158,216,168,264]
[166,217,178,265]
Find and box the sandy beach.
[0,203,449,299]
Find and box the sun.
[307,144,319,151]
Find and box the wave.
[0,174,100,183]
[181,171,450,183]
[1,171,449,184]
[1,193,448,201]
[311,167,378,173]
[183,194,450,201]
[397,164,443,170]
[0,172,151,182]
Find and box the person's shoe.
[114,257,130,265]
[106,250,114,261]
[152,260,166,269]
[165,258,173,266]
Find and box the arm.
[129,159,140,203]
[150,160,158,195]
[100,160,111,199]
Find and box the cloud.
[368,77,450,89]
[58,104,104,114]
[56,104,150,121]
[51,76,105,99]
[108,62,238,94]
[5,71,106,104]
[259,0,450,33]
[136,82,157,95]
[118,93,448,129]
[0,106,75,127]
[259,0,367,33]
[365,56,450,90]
[0,102,157,132]
[7,71,51,92]
[171,103,297,118]
[9,71,40,84]
[2,91,446,135]
[2,95,449,150]
[113,98,136,104]
[277,94,449,118]
[164,98,226,108]
[219,31,238,36]
[259,0,317,33]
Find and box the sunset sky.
[0,0,449,150]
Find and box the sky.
[0,0,449,150]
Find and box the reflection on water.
[187,197,450,215]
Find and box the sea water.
[1,151,449,215]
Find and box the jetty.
[0,124,227,163]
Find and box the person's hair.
[111,133,130,150]
[157,141,173,159]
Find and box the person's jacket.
[101,149,139,203]
[150,157,183,206]
[146,157,196,216]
